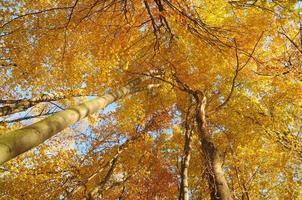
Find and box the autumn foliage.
[0,0,301,199]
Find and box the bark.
[0,77,146,164]
[179,105,193,200]
[0,94,61,117]
[194,95,233,200]
[179,128,193,200]
[0,93,83,117]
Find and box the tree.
[0,0,302,199]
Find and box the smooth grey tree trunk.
[0,94,70,117]
[180,128,192,200]
[179,104,193,200]
[0,78,145,164]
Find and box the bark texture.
[0,78,144,164]
[194,95,233,200]
[179,128,193,200]
[0,94,70,117]
[179,105,193,200]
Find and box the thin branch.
[87,153,119,199]
[68,113,160,199]
[212,39,240,112]
[1,6,74,28]
[62,0,80,60]
[143,0,160,50]
[0,93,93,118]
[49,101,65,111]
[279,31,302,55]
[239,31,264,71]
[212,32,264,113]
[0,111,59,123]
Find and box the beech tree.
[0,0,301,199]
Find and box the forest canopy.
[0,0,301,199]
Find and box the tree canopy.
[0,0,301,199]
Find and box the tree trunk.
[0,93,76,117]
[0,78,146,164]
[70,126,147,199]
[179,105,193,200]
[195,95,233,200]
[180,128,193,200]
